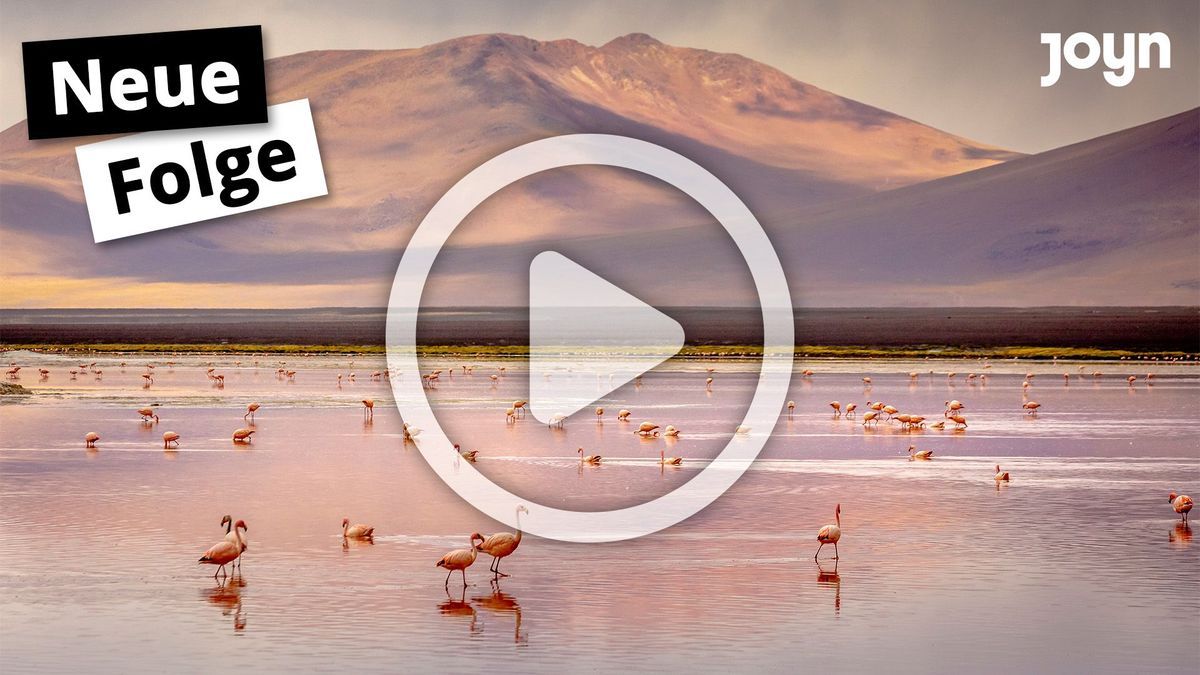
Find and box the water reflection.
[1169,522,1192,549]
[342,535,375,552]
[816,561,841,617]
[439,587,480,636]
[202,575,246,632]
[473,584,527,644]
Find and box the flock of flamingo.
[5,356,1194,582]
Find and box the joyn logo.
[1041,32,1170,87]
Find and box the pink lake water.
[0,351,1197,672]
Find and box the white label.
[76,99,327,242]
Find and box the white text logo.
[1041,32,1170,87]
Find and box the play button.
[528,251,684,424]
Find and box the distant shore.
[1,343,1193,361]
[2,306,1197,356]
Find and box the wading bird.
[663,425,680,437]
[163,431,180,449]
[84,432,100,448]
[578,448,602,465]
[221,515,248,570]
[362,399,374,419]
[137,407,159,423]
[244,403,260,421]
[815,504,842,560]
[1170,492,1194,522]
[660,449,683,466]
[437,533,485,588]
[995,465,1010,482]
[199,519,245,578]
[476,505,528,578]
[617,409,632,421]
[342,517,375,539]
[636,422,660,437]
[1023,401,1042,414]
[829,401,841,417]
[232,428,254,443]
[908,445,934,460]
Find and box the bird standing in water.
[815,504,842,561]
[476,505,529,578]
[437,533,485,588]
[1170,492,1194,522]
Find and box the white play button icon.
[528,251,685,424]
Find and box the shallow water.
[1,353,1197,673]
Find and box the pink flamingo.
[199,519,246,578]
[437,533,485,587]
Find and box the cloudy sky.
[2,0,1197,152]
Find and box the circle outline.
[386,134,794,543]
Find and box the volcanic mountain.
[1,33,1192,308]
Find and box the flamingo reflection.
[438,587,481,636]
[1169,522,1192,549]
[816,560,841,617]
[473,585,528,644]
[202,575,247,631]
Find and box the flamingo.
[663,425,680,437]
[505,408,516,424]
[84,432,100,448]
[578,448,602,465]
[476,505,529,578]
[705,377,713,391]
[137,407,159,423]
[362,399,374,419]
[512,401,527,418]
[949,414,968,429]
[403,422,422,440]
[142,373,154,385]
[199,519,245,578]
[244,403,260,421]
[944,400,964,417]
[636,422,660,437]
[547,414,567,428]
[844,403,857,417]
[994,464,1010,481]
[908,445,933,460]
[163,431,180,449]
[787,400,796,416]
[458,446,479,462]
[815,504,842,560]
[660,449,682,466]
[342,517,375,539]
[1023,401,1042,414]
[232,428,254,443]
[735,425,752,435]
[595,407,604,423]
[829,401,842,417]
[1170,492,1194,522]
[862,411,879,426]
[220,515,248,570]
[436,533,485,587]
[862,377,871,385]
[617,409,632,421]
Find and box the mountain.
[1,33,1191,309]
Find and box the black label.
[22,26,267,140]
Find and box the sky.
[0,0,1196,153]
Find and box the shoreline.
[2,343,1194,360]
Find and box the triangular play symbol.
[528,251,685,424]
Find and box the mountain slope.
[2,34,1188,309]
